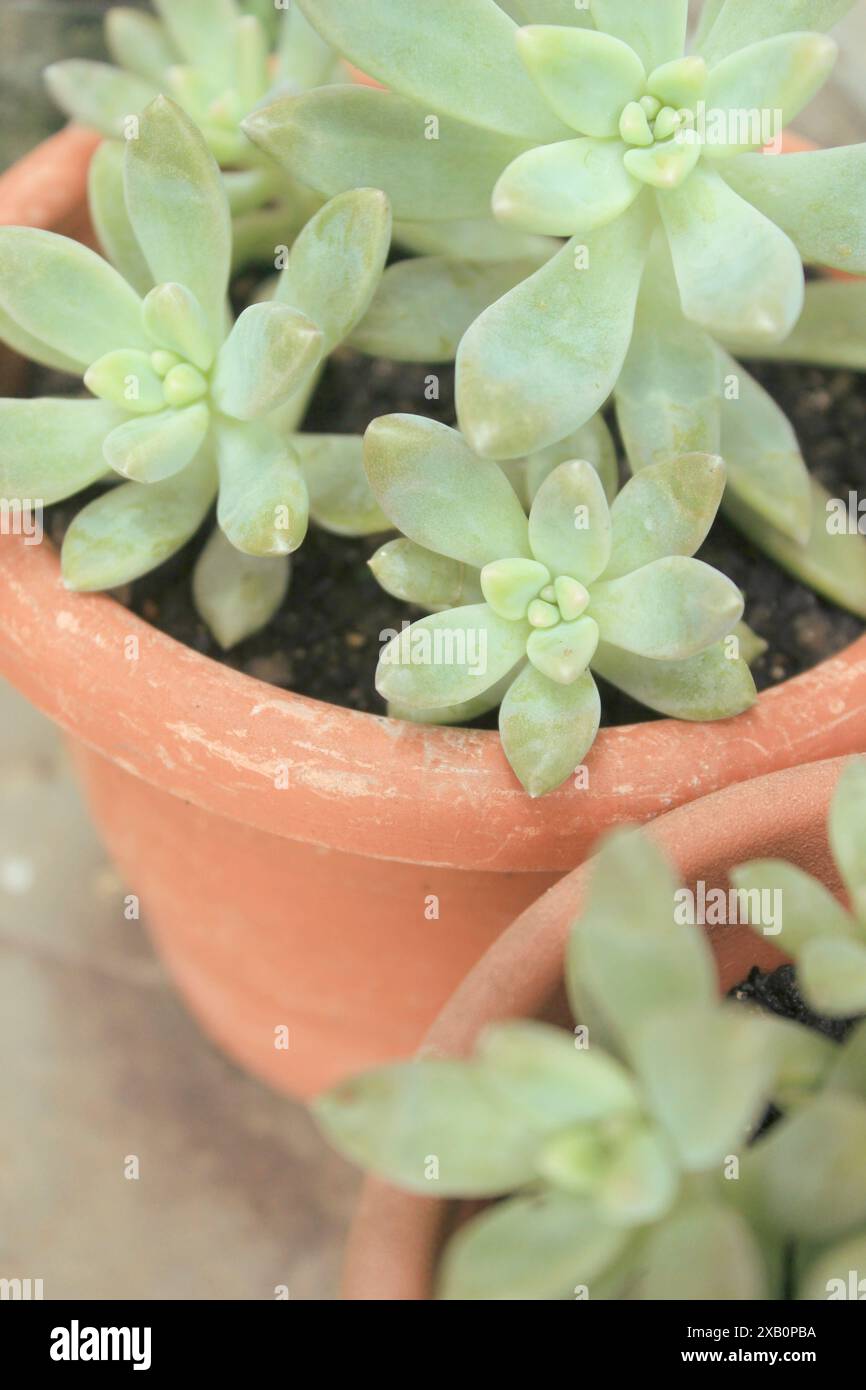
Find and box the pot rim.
[0,127,864,873]
[339,754,853,1300]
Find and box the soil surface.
[40,351,865,722]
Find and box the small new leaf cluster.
[735,759,866,1018]
[316,779,866,1301]
[0,96,391,648]
[365,415,754,796]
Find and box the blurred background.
[0,0,864,1301]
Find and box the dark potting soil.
[40,352,865,721]
[731,963,858,1045]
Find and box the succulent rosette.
[0,97,391,648]
[365,415,755,796]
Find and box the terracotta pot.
[1,131,864,1099]
[341,757,852,1300]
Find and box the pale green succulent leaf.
[61,448,216,591]
[730,278,866,371]
[124,96,231,347]
[84,349,165,415]
[103,404,209,484]
[827,1022,866,1103]
[393,216,556,263]
[387,670,517,728]
[589,556,743,660]
[605,453,725,581]
[592,636,757,722]
[105,7,177,83]
[499,663,600,796]
[369,539,482,610]
[762,1014,837,1111]
[292,434,388,537]
[590,0,688,72]
[294,0,568,141]
[0,227,148,367]
[376,605,529,710]
[0,304,80,375]
[0,398,124,505]
[211,303,322,420]
[215,418,308,557]
[276,2,336,87]
[477,1021,639,1127]
[623,130,701,190]
[243,87,528,223]
[528,459,612,582]
[703,34,837,156]
[729,859,859,957]
[524,415,619,505]
[493,138,640,237]
[637,1203,767,1299]
[152,0,238,80]
[351,256,538,363]
[364,415,530,569]
[516,25,646,137]
[506,1,594,22]
[457,197,652,459]
[647,56,709,110]
[87,141,151,296]
[698,0,855,66]
[192,527,289,651]
[44,61,157,139]
[659,165,804,343]
[233,16,270,109]
[799,1230,866,1300]
[694,0,727,49]
[829,759,866,922]
[482,558,551,621]
[526,616,599,684]
[799,937,866,1018]
[142,283,215,372]
[438,1191,628,1300]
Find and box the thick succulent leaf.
[351,256,537,363]
[276,2,336,87]
[369,539,482,610]
[605,454,725,581]
[528,459,611,582]
[292,434,388,536]
[482,558,552,621]
[387,669,518,727]
[83,348,164,415]
[703,34,837,156]
[590,0,688,72]
[574,828,682,939]
[105,7,177,83]
[44,61,157,139]
[659,165,804,343]
[243,87,527,223]
[152,0,238,79]
[763,1014,836,1110]
[477,1021,638,1126]
[457,197,651,459]
[0,227,148,367]
[0,303,80,374]
[516,26,646,138]
[506,1,595,21]
[61,449,216,591]
[637,1006,777,1168]
[592,637,757,721]
[0,398,123,505]
[192,527,289,651]
[275,189,391,353]
[315,1058,547,1197]
[375,605,529,710]
[364,416,530,569]
[800,1231,866,1300]
[638,1203,767,1300]
[87,142,151,296]
[216,418,308,557]
[827,1022,866,1103]
[493,138,640,237]
[743,1092,866,1240]
[723,480,866,620]
[694,0,727,49]
[102,404,210,484]
[499,664,601,796]
[799,937,866,1017]
[526,616,600,684]
[142,283,215,372]
[718,146,866,274]
[589,556,743,659]
[829,759,866,922]
[698,0,856,65]
[294,0,568,141]
[717,350,812,545]
[438,1192,628,1300]
[730,279,866,371]
[729,859,859,957]
[524,415,619,505]
[211,303,322,420]
[393,216,555,263]
[593,1125,678,1228]
[124,96,231,348]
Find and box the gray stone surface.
[0,680,357,1301]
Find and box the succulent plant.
[365,414,755,796]
[733,759,866,1019]
[244,0,866,617]
[0,96,391,648]
[316,821,866,1300]
[44,0,339,268]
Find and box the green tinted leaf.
[827,1022,866,1103]
[477,1021,639,1126]
[457,197,651,459]
[44,61,157,139]
[216,418,308,556]
[142,283,215,371]
[106,7,177,83]
[0,303,81,374]
[212,303,322,420]
[703,34,837,155]
[493,138,640,236]
[370,539,481,610]
[376,605,529,709]
[276,1,336,87]
[800,937,866,1017]
[0,227,148,367]
[638,1203,767,1299]
[528,459,611,582]
[729,859,858,956]
[293,434,388,536]
[0,398,123,505]
[125,96,231,346]
[698,0,855,65]
[84,349,165,414]
[152,0,238,77]
[364,415,530,568]
[524,415,619,505]
[516,26,646,137]
[829,759,866,921]
[87,141,151,296]
[192,527,289,651]
[605,454,725,580]
[590,0,688,71]
[659,164,804,343]
[103,404,210,483]
[388,670,517,728]
[499,663,600,795]
[799,1231,866,1300]
[61,448,216,590]
[592,637,757,721]
[730,279,866,371]
[393,215,555,263]
[589,556,743,659]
